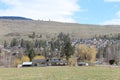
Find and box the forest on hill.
[0,19,120,43]
[0,19,120,67]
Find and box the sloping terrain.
[0,19,120,43]
[0,16,32,20]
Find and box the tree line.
[2,32,98,66]
[3,33,74,61]
[3,32,120,66]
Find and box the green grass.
[0,66,120,80]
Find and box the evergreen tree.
[34,39,39,48]
[10,38,18,47]
[20,39,25,48]
[26,41,33,51]
[28,49,36,61]
[64,41,74,60]
[32,32,35,39]
[4,40,7,48]
[50,41,55,51]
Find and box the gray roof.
[32,59,47,63]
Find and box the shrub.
[68,58,74,66]
[33,55,45,60]
[109,59,115,65]
[14,58,22,67]
[21,56,30,62]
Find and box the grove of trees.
[2,32,120,67]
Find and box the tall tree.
[77,44,88,61]
[4,40,7,48]
[20,39,26,48]
[28,49,36,61]
[64,42,74,60]
[10,38,18,47]
[32,32,35,39]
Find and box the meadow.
[0,66,120,80]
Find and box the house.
[59,60,68,66]
[21,58,67,67]
[32,59,47,67]
[48,58,67,66]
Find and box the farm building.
[48,58,68,66]
[32,59,47,67]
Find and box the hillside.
[0,19,120,43]
[0,16,32,20]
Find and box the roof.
[32,59,47,63]
[22,62,32,65]
[49,59,67,63]
[78,62,87,64]
[60,60,68,63]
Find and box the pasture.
[0,66,120,80]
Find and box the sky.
[0,0,120,25]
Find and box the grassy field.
[0,66,120,80]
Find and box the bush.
[109,60,115,65]
[68,58,74,66]
[33,55,45,60]
[21,56,30,62]
[14,58,22,67]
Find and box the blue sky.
[0,0,120,25]
[74,0,120,24]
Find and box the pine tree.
[4,40,7,48]
[28,49,36,61]
[32,32,35,39]
[20,39,25,48]
[10,38,18,47]
[64,41,74,60]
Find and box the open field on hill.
[0,66,120,80]
[0,20,120,43]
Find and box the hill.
[0,16,32,20]
[0,19,120,43]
